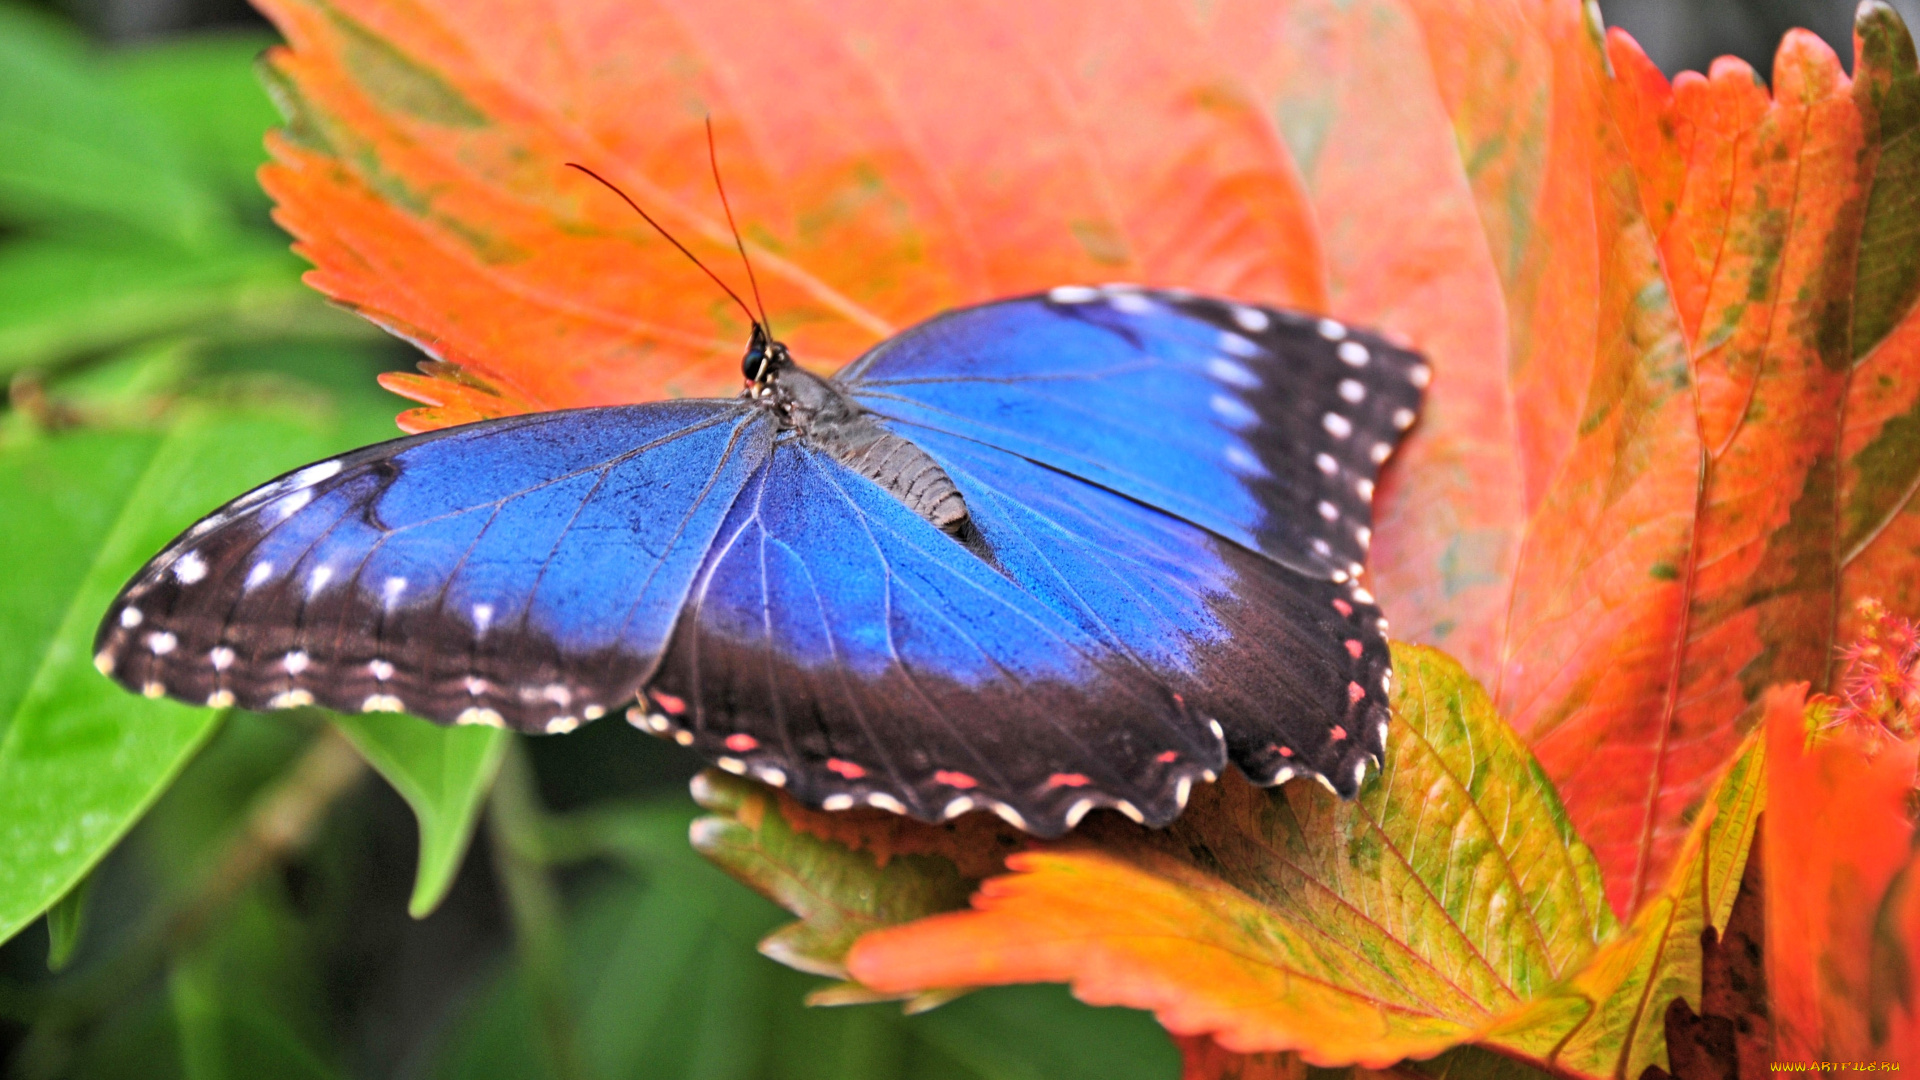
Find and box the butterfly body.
[95,286,1426,836]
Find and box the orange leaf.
[255,0,1330,422]
[1404,3,1920,915]
[845,645,1615,1070]
[1767,678,1920,1059]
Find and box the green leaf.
[330,714,507,917]
[691,769,979,982]
[428,801,1175,1080]
[45,869,90,970]
[1485,732,1766,1078]
[0,4,227,243]
[112,34,284,207]
[0,407,372,946]
[0,237,315,377]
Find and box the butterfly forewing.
[94,403,768,731]
[839,287,1427,584]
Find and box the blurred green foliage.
[0,5,1180,1077]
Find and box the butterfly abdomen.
[768,364,971,537]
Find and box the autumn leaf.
[254,0,1334,431]
[1400,1,1920,914]
[833,653,1763,1075]
[840,645,1616,1069]
[1766,619,1920,1060]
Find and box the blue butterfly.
[94,285,1425,835]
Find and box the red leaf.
[1765,680,1920,1060]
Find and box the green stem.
[486,739,589,1080]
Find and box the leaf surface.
[1765,676,1920,1060]
[254,0,1329,430]
[1407,2,1920,914]
[331,713,507,917]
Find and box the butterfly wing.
[644,438,1229,836]
[836,287,1428,582]
[95,402,771,732]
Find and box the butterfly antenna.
[564,162,759,329]
[705,118,771,335]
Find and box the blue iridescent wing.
[95,402,771,733]
[642,438,1229,835]
[837,287,1428,581]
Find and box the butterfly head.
[743,323,794,389]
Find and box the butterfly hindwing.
[95,402,771,732]
[908,425,1392,799]
[839,287,1427,582]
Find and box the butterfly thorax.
[753,337,971,539]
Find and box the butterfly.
[93,284,1426,836]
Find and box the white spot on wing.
[207,690,235,708]
[583,704,605,720]
[1370,442,1393,464]
[142,681,166,699]
[269,689,314,709]
[1317,500,1340,521]
[545,716,579,734]
[147,632,177,655]
[1410,363,1432,387]
[1356,478,1375,500]
[1353,587,1376,604]
[1048,285,1099,303]
[269,489,312,522]
[211,646,234,670]
[1109,292,1154,314]
[1315,452,1338,475]
[472,604,494,632]
[283,650,309,674]
[1217,331,1260,358]
[288,460,342,489]
[1207,357,1260,389]
[174,551,208,584]
[368,658,393,680]
[866,793,907,815]
[1175,776,1192,808]
[1317,318,1347,340]
[1338,341,1370,366]
[1209,393,1257,427]
[362,694,403,713]
[456,707,503,728]
[120,607,143,629]
[1231,305,1269,332]
[718,756,746,774]
[1064,798,1095,829]
[245,562,274,589]
[942,797,975,820]
[1338,379,1366,403]
[1356,526,1372,547]
[382,577,408,607]
[1322,413,1353,439]
[821,794,854,811]
[1114,800,1145,824]
[306,565,333,595]
[1312,538,1332,556]
[1224,445,1268,476]
[1393,407,1416,430]
[94,652,115,675]
[991,802,1028,829]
